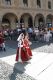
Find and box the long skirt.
[26,47,32,57]
[16,47,31,62]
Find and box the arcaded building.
[0,0,53,29]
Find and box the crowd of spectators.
[0,26,53,43]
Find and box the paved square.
[0,41,53,80]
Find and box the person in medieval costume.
[15,33,32,63]
[23,33,32,58]
[0,31,6,51]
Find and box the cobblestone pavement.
[6,40,53,53]
[30,41,53,53]
[0,60,36,80]
[0,40,36,80]
[0,40,53,80]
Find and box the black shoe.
[4,48,6,51]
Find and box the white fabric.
[28,28,33,33]
[0,43,5,48]
[2,43,5,48]
[17,33,23,41]
[18,47,22,62]
[44,31,52,42]
[17,33,24,62]
[29,41,32,45]
[34,29,39,36]
[18,40,23,47]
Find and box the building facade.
[0,0,53,29]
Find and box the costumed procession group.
[15,28,52,63]
[16,32,32,63]
[0,30,32,63]
[0,27,53,63]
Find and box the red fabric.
[21,47,30,61]
[15,39,32,62]
[15,48,19,61]
[15,47,30,61]
[16,53,18,61]
[23,39,32,56]
[0,37,4,44]
[26,47,32,56]
[0,33,4,44]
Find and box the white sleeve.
[17,38,18,41]
[18,40,23,47]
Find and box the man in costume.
[15,32,32,63]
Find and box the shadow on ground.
[9,62,30,80]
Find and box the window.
[48,1,51,9]
[37,0,41,8]
[5,0,11,5]
[23,0,28,6]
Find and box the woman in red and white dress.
[23,33,32,58]
[15,33,32,63]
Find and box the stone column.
[0,0,1,5]
[18,18,20,28]
[44,15,48,28]
[28,0,31,8]
[32,16,35,28]
[44,16,47,27]
[1,0,2,5]
[10,17,16,29]
[52,17,53,27]
[19,0,24,7]
[19,0,23,7]
[11,0,14,5]
[10,20,15,29]
[24,17,28,28]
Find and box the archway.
[34,14,45,30]
[46,14,53,28]
[2,13,18,30]
[20,13,33,28]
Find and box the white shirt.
[17,39,23,47]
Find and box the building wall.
[0,0,53,29]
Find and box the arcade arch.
[2,13,18,29]
[34,13,45,30]
[46,14,53,28]
[20,13,33,28]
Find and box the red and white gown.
[23,39,32,57]
[16,39,32,62]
